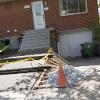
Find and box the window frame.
[59,0,88,16]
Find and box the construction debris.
[44,50,87,88]
[0,49,89,90]
[0,66,51,75]
[48,65,86,87]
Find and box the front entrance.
[32,1,45,30]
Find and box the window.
[59,0,87,16]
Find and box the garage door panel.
[69,31,92,57]
[59,33,70,57]
[59,29,93,57]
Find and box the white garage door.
[58,29,93,58]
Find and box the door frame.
[31,1,46,30]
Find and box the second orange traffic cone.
[57,65,68,88]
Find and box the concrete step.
[19,27,53,52]
[19,46,49,51]
[22,27,54,34]
[22,35,49,41]
[23,32,49,38]
[21,39,50,45]
[22,35,49,40]
[23,31,50,36]
[20,42,49,48]
[19,48,48,53]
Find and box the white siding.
[58,29,93,57]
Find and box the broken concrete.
[0,53,100,100]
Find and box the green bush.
[0,42,5,50]
[0,32,4,37]
[98,3,100,8]
[89,22,100,43]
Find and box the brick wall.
[0,0,99,37]
[44,0,99,31]
[0,0,33,37]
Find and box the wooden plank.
[33,84,52,90]
[26,70,48,97]
[0,54,53,62]
[52,51,70,64]
[33,71,46,89]
[0,66,51,75]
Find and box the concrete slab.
[0,72,40,91]
[0,52,47,61]
[0,59,45,71]
[0,57,100,100]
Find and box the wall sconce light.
[44,1,49,11]
[6,30,10,33]
[44,2,48,7]
[24,5,31,9]
[14,29,18,32]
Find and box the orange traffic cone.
[57,65,68,88]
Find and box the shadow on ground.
[0,59,100,100]
[69,57,100,67]
[26,68,100,100]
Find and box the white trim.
[31,1,46,30]
[60,11,88,16]
[60,28,91,33]
[59,0,88,16]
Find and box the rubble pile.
[0,50,91,90]
[37,52,94,88]
[48,65,86,87]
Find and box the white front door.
[32,1,45,30]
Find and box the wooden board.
[0,66,51,75]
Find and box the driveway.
[0,57,100,100]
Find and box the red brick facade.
[45,0,99,30]
[0,0,99,37]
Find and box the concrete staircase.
[19,28,53,52]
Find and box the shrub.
[0,42,5,50]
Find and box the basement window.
[59,0,87,16]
